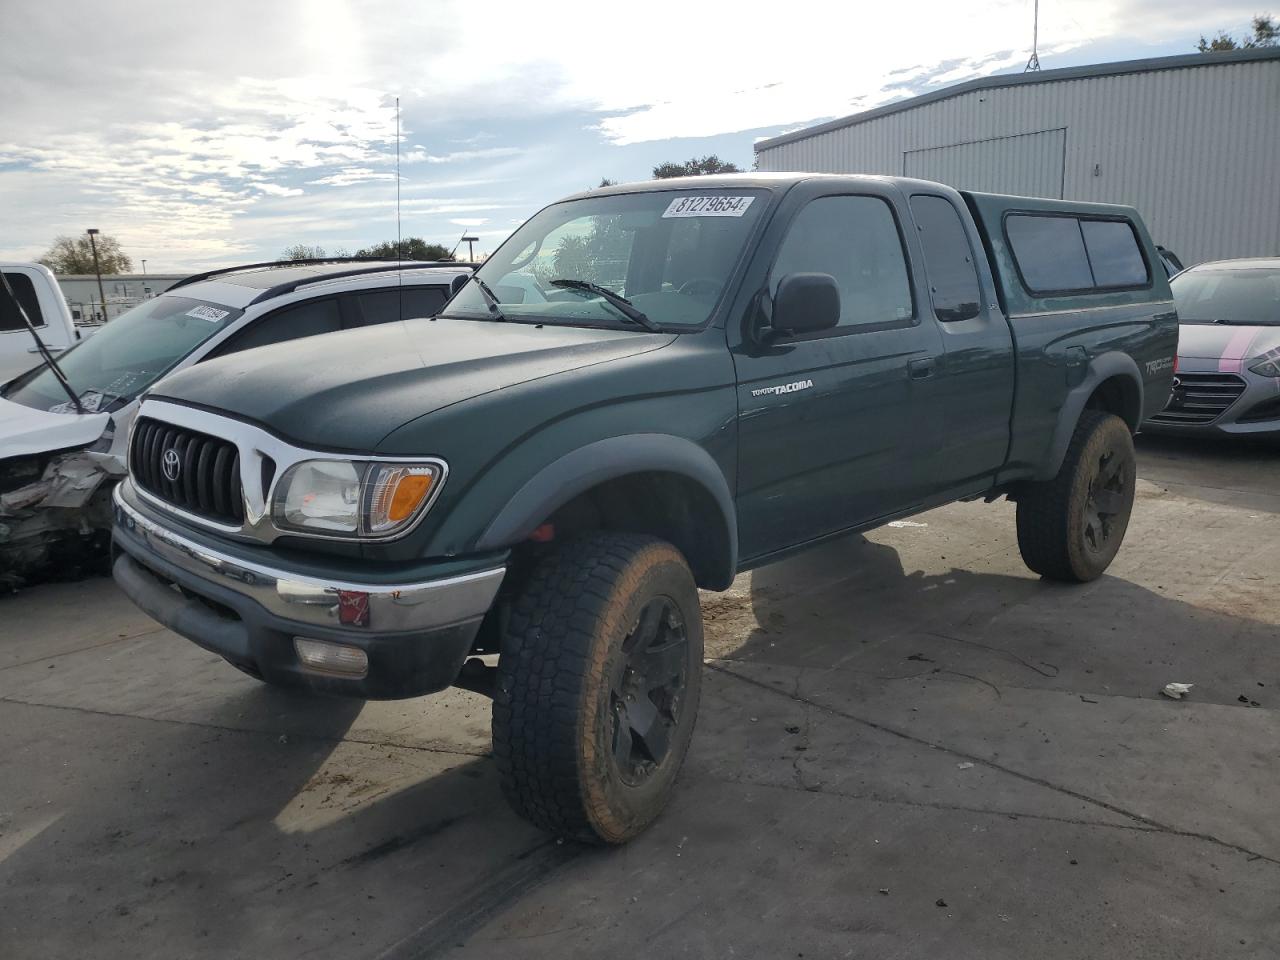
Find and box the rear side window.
[1,273,46,331]
[909,195,982,322]
[1005,213,1149,295]
[214,298,341,356]
[353,286,448,326]
[771,195,914,331]
[1080,220,1148,287]
[1005,215,1094,293]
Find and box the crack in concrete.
[0,627,166,673]
[707,660,1280,867]
[706,771,1166,838]
[0,696,489,759]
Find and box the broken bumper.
[111,482,506,699]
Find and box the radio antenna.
[1024,0,1041,72]
[395,95,402,258]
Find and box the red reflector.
[338,590,370,627]
[529,523,555,543]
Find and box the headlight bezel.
[271,457,448,541]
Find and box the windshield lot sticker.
[752,379,813,398]
[662,196,755,218]
[186,305,231,323]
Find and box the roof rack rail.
[247,261,474,305]
[167,257,433,292]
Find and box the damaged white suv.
[0,259,470,586]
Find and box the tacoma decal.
[1145,357,1174,375]
[751,379,814,398]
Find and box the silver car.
[1146,258,1280,439]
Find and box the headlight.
[272,459,444,538]
[1248,347,1280,378]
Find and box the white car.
[0,258,471,584]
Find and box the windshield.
[1172,267,1280,326]
[443,188,769,329]
[2,295,243,413]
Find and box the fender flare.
[1036,351,1144,481]
[476,434,738,582]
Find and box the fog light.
[293,637,369,678]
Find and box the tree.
[652,155,741,179]
[280,244,327,260]
[353,237,454,261]
[596,178,617,188]
[1197,14,1277,51]
[39,234,133,274]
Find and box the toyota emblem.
[162,448,181,482]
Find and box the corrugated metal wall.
[904,128,1066,198]
[756,58,1280,266]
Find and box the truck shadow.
[707,531,1277,707]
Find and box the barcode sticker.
[187,305,231,323]
[662,196,755,218]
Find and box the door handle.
[908,357,936,380]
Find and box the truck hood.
[1177,323,1280,362]
[0,395,111,460]
[149,317,672,451]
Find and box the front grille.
[130,417,244,524]
[1150,373,1247,425]
[1238,393,1280,424]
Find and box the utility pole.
[86,228,108,322]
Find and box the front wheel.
[1016,410,1136,582]
[492,533,703,844]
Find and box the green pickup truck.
[112,174,1177,844]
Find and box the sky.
[0,1,1265,272]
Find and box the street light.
[86,228,107,322]
[140,259,147,276]
[461,235,479,263]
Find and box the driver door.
[730,184,945,563]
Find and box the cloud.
[402,146,522,165]
[449,218,489,227]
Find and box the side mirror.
[770,273,840,338]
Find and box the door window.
[909,195,982,322]
[1,273,46,330]
[213,298,341,355]
[770,196,914,331]
[353,286,448,326]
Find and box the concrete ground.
[1,434,1277,960]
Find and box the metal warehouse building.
[755,49,1280,266]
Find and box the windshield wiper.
[0,270,84,414]
[469,276,508,321]
[549,279,661,332]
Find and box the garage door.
[904,128,1066,199]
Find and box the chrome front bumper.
[112,482,505,634]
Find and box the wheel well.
[1084,375,1140,432]
[525,471,734,590]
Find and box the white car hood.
[0,395,110,459]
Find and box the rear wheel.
[492,533,703,844]
[1016,410,1136,582]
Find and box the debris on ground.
[957,762,974,770]
[935,898,948,907]
[878,888,890,895]
[1160,683,1193,700]
[1237,695,1261,707]
[887,520,928,528]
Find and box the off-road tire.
[1016,410,1136,582]
[492,533,703,844]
